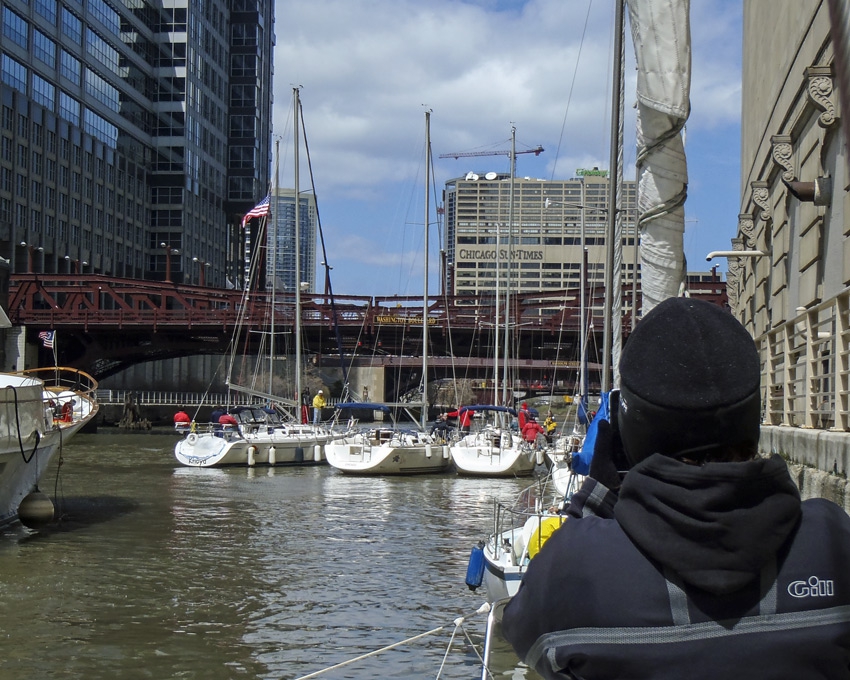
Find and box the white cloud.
[271,0,744,293]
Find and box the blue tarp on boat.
[571,391,610,475]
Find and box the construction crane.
[439,145,544,177]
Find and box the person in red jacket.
[521,417,545,445]
[218,412,238,427]
[445,407,473,433]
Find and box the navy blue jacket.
[502,454,850,679]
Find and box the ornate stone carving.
[751,181,771,221]
[738,213,755,248]
[770,135,795,182]
[805,65,837,129]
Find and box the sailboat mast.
[602,0,625,393]
[294,87,303,416]
[421,110,431,430]
[501,126,516,407]
[269,139,279,397]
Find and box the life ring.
[187,433,198,445]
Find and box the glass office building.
[0,0,274,286]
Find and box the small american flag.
[38,330,55,348]
[241,195,270,227]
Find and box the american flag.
[38,330,55,348]
[241,195,270,227]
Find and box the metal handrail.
[756,289,850,431]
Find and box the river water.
[0,433,542,679]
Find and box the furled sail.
[626,0,691,314]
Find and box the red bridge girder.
[8,273,613,333]
[7,273,729,337]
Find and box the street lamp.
[160,242,180,283]
[192,257,211,286]
[705,250,767,261]
[20,241,43,273]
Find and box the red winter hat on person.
[616,297,761,467]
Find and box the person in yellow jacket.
[544,412,557,439]
[312,390,326,425]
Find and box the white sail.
[626,0,691,315]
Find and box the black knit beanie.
[617,297,761,466]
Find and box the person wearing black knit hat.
[502,297,850,680]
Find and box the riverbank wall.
[761,425,850,511]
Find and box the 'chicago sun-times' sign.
[457,248,544,261]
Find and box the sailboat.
[324,110,451,475]
[448,127,540,478]
[174,88,338,468]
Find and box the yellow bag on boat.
[527,516,565,559]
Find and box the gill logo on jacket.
[787,576,834,598]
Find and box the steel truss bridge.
[7,274,727,385]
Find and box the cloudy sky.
[270,0,743,296]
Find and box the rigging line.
[298,96,350,398]
[551,0,595,180]
[292,603,491,680]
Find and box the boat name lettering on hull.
[458,248,544,261]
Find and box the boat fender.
[268,446,276,465]
[18,490,54,528]
[465,541,486,591]
[247,445,256,467]
[187,433,198,445]
[425,444,432,458]
[313,445,322,462]
[295,447,304,463]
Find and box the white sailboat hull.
[450,430,538,477]
[0,370,99,526]
[174,425,337,468]
[325,429,450,475]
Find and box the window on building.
[34,0,57,23]
[230,84,256,107]
[3,8,28,49]
[59,92,81,126]
[231,54,257,77]
[32,74,56,110]
[231,23,258,46]
[1,54,27,94]
[33,30,56,67]
[88,0,119,33]
[229,114,256,137]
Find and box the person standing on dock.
[502,297,850,679]
[312,390,326,425]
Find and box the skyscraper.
[0,0,274,286]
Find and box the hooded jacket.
[501,454,850,679]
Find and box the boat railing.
[491,471,567,559]
[19,366,99,401]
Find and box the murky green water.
[0,433,541,679]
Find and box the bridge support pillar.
[347,365,386,419]
[3,325,27,372]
